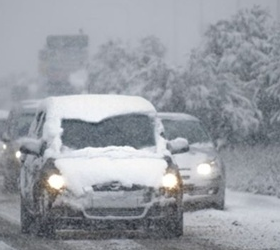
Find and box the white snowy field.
[186,189,280,250]
[221,144,280,197]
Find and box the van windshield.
[61,114,156,150]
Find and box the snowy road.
[0,176,280,250]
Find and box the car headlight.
[197,163,212,175]
[162,173,178,189]
[47,174,65,190]
[2,144,7,150]
[15,150,21,159]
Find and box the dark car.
[0,110,8,136]
[0,110,9,174]
[1,100,40,192]
[159,112,226,210]
[19,95,185,238]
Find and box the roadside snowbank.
[221,144,280,198]
[185,189,280,249]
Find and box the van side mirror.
[167,137,189,155]
[19,138,44,156]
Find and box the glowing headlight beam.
[15,151,21,159]
[162,173,178,189]
[47,174,65,190]
[197,163,212,175]
[2,144,7,150]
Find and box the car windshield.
[161,119,211,145]
[61,114,156,150]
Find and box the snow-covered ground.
[185,189,280,250]
[221,145,280,197]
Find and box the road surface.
[0,176,279,250]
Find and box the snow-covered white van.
[19,95,185,238]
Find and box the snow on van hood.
[54,147,168,196]
[173,142,217,169]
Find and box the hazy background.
[0,0,278,78]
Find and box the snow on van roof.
[40,95,159,157]
[158,112,199,122]
[40,94,157,122]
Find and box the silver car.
[159,112,226,210]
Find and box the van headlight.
[197,163,212,175]
[2,144,7,150]
[47,174,65,190]
[162,173,178,189]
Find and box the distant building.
[38,34,89,96]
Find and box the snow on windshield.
[61,114,155,150]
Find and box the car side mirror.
[19,138,44,156]
[2,132,10,143]
[167,137,189,155]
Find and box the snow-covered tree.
[89,36,174,109]
[179,49,260,143]
[254,23,280,141]
[88,39,134,94]
[178,6,271,144]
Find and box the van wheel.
[213,190,225,210]
[34,189,55,238]
[34,215,55,238]
[213,198,225,210]
[153,207,183,238]
[20,196,34,234]
[153,216,183,238]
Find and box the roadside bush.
[220,143,280,198]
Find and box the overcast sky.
[0,0,278,78]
